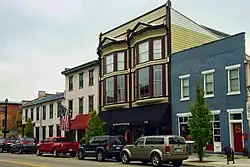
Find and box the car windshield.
[5,139,16,143]
[53,138,68,142]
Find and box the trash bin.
[186,140,195,154]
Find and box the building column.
[75,130,78,142]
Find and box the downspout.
[126,29,132,107]
[166,0,172,134]
[97,32,103,116]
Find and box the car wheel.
[0,147,3,153]
[96,151,105,162]
[172,160,182,167]
[18,147,23,154]
[36,148,42,156]
[151,153,162,167]
[78,150,85,160]
[121,152,130,164]
[141,160,149,164]
[70,152,76,157]
[53,148,58,157]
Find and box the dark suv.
[78,135,126,162]
[0,138,17,153]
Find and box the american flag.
[59,105,70,131]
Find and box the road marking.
[0,160,50,167]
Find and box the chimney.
[38,91,46,98]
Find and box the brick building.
[0,101,22,138]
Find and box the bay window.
[135,65,165,100]
[117,75,125,102]
[153,39,162,59]
[105,77,115,104]
[117,52,125,70]
[138,42,149,63]
[106,54,114,73]
[104,51,126,74]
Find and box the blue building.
[171,33,248,153]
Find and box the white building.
[61,60,99,141]
[22,91,65,141]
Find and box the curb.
[183,162,249,167]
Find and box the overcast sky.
[0,0,249,102]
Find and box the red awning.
[70,114,90,130]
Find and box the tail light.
[3,141,8,145]
[165,145,170,153]
[106,144,110,150]
[23,141,29,145]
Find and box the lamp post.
[3,98,8,138]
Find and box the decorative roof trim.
[61,60,99,75]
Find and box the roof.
[200,25,230,38]
[22,92,64,108]
[0,101,22,105]
[61,60,99,76]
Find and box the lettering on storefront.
[113,123,130,126]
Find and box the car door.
[40,138,50,152]
[12,139,21,152]
[130,137,145,159]
[85,137,98,156]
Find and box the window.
[226,64,241,95]
[117,75,125,102]
[202,70,215,98]
[88,96,94,112]
[79,98,84,114]
[178,114,191,140]
[106,77,115,104]
[57,125,61,137]
[230,113,242,120]
[68,100,73,118]
[106,54,114,73]
[42,106,46,120]
[139,67,150,98]
[154,65,162,96]
[169,137,186,145]
[210,113,221,144]
[138,42,149,63]
[153,39,162,59]
[49,104,53,119]
[36,107,39,121]
[145,138,164,145]
[134,138,144,146]
[79,73,84,89]
[179,74,190,101]
[89,69,94,86]
[25,109,28,121]
[57,102,61,118]
[49,125,53,137]
[69,76,73,91]
[117,52,125,70]
[31,108,34,121]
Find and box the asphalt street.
[0,153,190,167]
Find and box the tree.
[24,118,33,138]
[84,110,106,143]
[15,109,23,136]
[188,85,212,161]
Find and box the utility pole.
[3,98,8,138]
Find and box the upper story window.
[42,106,46,120]
[25,109,28,121]
[69,76,73,91]
[138,42,149,63]
[117,75,125,102]
[202,69,215,98]
[57,102,61,118]
[106,54,114,73]
[31,108,34,121]
[88,96,94,112]
[226,64,241,95]
[179,74,190,101]
[68,100,73,118]
[49,104,53,119]
[134,65,165,100]
[79,97,84,114]
[117,52,125,71]
[79,72,84,89]
[89,69,94,86]
[105,77,115,104]
[36,107,39,121]
[153,39,162,60]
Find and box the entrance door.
[232,123,243,152]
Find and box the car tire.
[172,160,182,167]
[121,152,130,164]
[36,148,42,156]
[96,151,105,162]
[151,153,162,167]
[0,147,3,153]
[141,160,149,165]
[70,152,76,157]
[78,150,85,160]
[53,148,58,157]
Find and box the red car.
[36,137,79,157]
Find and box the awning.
[99,103,169,126]
[70,114,90,130]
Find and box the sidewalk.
[183,154,250,167]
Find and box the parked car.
[36,137,79,157]
[10,137,38,154]
[120,135,189,167]
[78,135,126,162]
[0,138,17,153]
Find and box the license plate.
[69,149,72,151]
[116,147,120,150]
[175,148,183,152]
